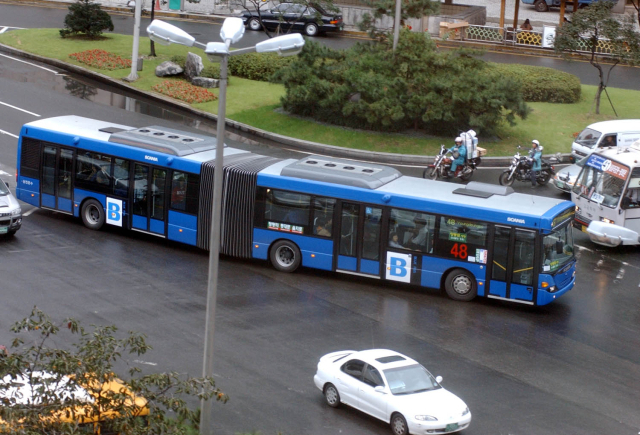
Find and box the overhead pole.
[560,0,566,26]
[499,0,506,35]
[125,0,142,81]
[393,0,402,51]
[513,0,520,34]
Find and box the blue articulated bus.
[16,116,577,305]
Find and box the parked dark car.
[241,3,343,37]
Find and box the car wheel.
[498,171,515,186]
[248,17,261,31]
[81,199,105,230]
[534,0,549,12]
[390,413,408,435]
[304,22,319,36]
[270,240,301,273]
[324,383,340,408]
[445,268,477,302]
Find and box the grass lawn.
[1,28,637,156]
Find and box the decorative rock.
[184,52,204,81]
[155,61,183,77]
[191,77,220,88]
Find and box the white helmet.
[455,137,462,143]
[532,139,540,146]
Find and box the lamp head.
[146,20,195,47]
[220,17,245,44]
[204,42,229,62]
[256,33,305,57]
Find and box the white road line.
[0,128,19,138]
[22,208,38,216]
[0,27,25,34]
[0,52,60,74]
[0,170,10,176]
[0,101,40,117]
[133,360,158,366]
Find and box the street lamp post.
[146,19,305,435]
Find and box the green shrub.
[170,54,186,69]
[201,64,221,79]
[60,0,114,38]
[229,52,295,82]
[487,63,581,103]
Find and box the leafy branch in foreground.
[0,307,227,435]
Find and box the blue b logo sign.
[106,198,123,227]
[386,252,411,283]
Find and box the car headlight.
[415,415,438,421]
[601,217,614,224]
[11,207,21,216]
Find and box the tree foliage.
[553,1,640,114]
[0,307,227,435]
[60,0,115,39]
[358,0,440,39]
[275,31,529,137]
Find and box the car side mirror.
[435,376,443,384]
[4,182,9,188]
[374,386,386,394]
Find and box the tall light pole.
[146,19,304,435]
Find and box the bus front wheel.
[445,268,477,302]
[270,240,301,273]
[81,199,105,230]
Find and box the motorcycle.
[423,144,481,182]
[498,147,556,186]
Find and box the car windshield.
[383,364,441,395]
[542,224,574,273]
[575,128,601,149]
[572,162,628,208]
[0,180,9,196]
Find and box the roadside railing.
[463,24,614,54]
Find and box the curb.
[0,38,569,167]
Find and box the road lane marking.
[0,101,40,117]
[0,128,19,138]
[22,208,38,217]
[133,360,158,366]
[0,52,61,74]
[0,26,25,34]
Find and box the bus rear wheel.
[445,268,477,302]
[270,240,301,273]
[81,199,105,230]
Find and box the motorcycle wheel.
[499,171,515,186]
[424,167,439,180]
[460,169,474,181]
[538,171,551,185]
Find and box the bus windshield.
[542,224,574,273]
[573,162,628,208]
[574,128,601,149]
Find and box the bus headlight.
[548,286,557,293]
[601,217,614,224]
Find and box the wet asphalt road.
[1,22,640,435]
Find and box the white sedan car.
[313,349,471,435]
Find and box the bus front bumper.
[586,221,639,247]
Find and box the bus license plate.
[445,423,459,431]
[581,225,588,233]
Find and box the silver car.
[0,179,22,236]
[552,156,588,193]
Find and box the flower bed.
[69,49,131,70]
[152,80,217,104]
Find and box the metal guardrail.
[464,24,614,54]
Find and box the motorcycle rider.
[529,140,542,188]
[448,137,467,176]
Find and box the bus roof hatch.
[453,182,514,198]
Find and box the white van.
[571,119,640,162]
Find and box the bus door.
[131,164,167,236]
[336,203,382,277]
[41,146,74,213]
[489,226,536,303]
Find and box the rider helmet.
[455,137,462,143]
[532,139,540,147]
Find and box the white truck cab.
[572,140,640,246]
[571,119,640,162]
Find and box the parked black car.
[241,3,343,37]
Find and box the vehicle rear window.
[376,356,406,363]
